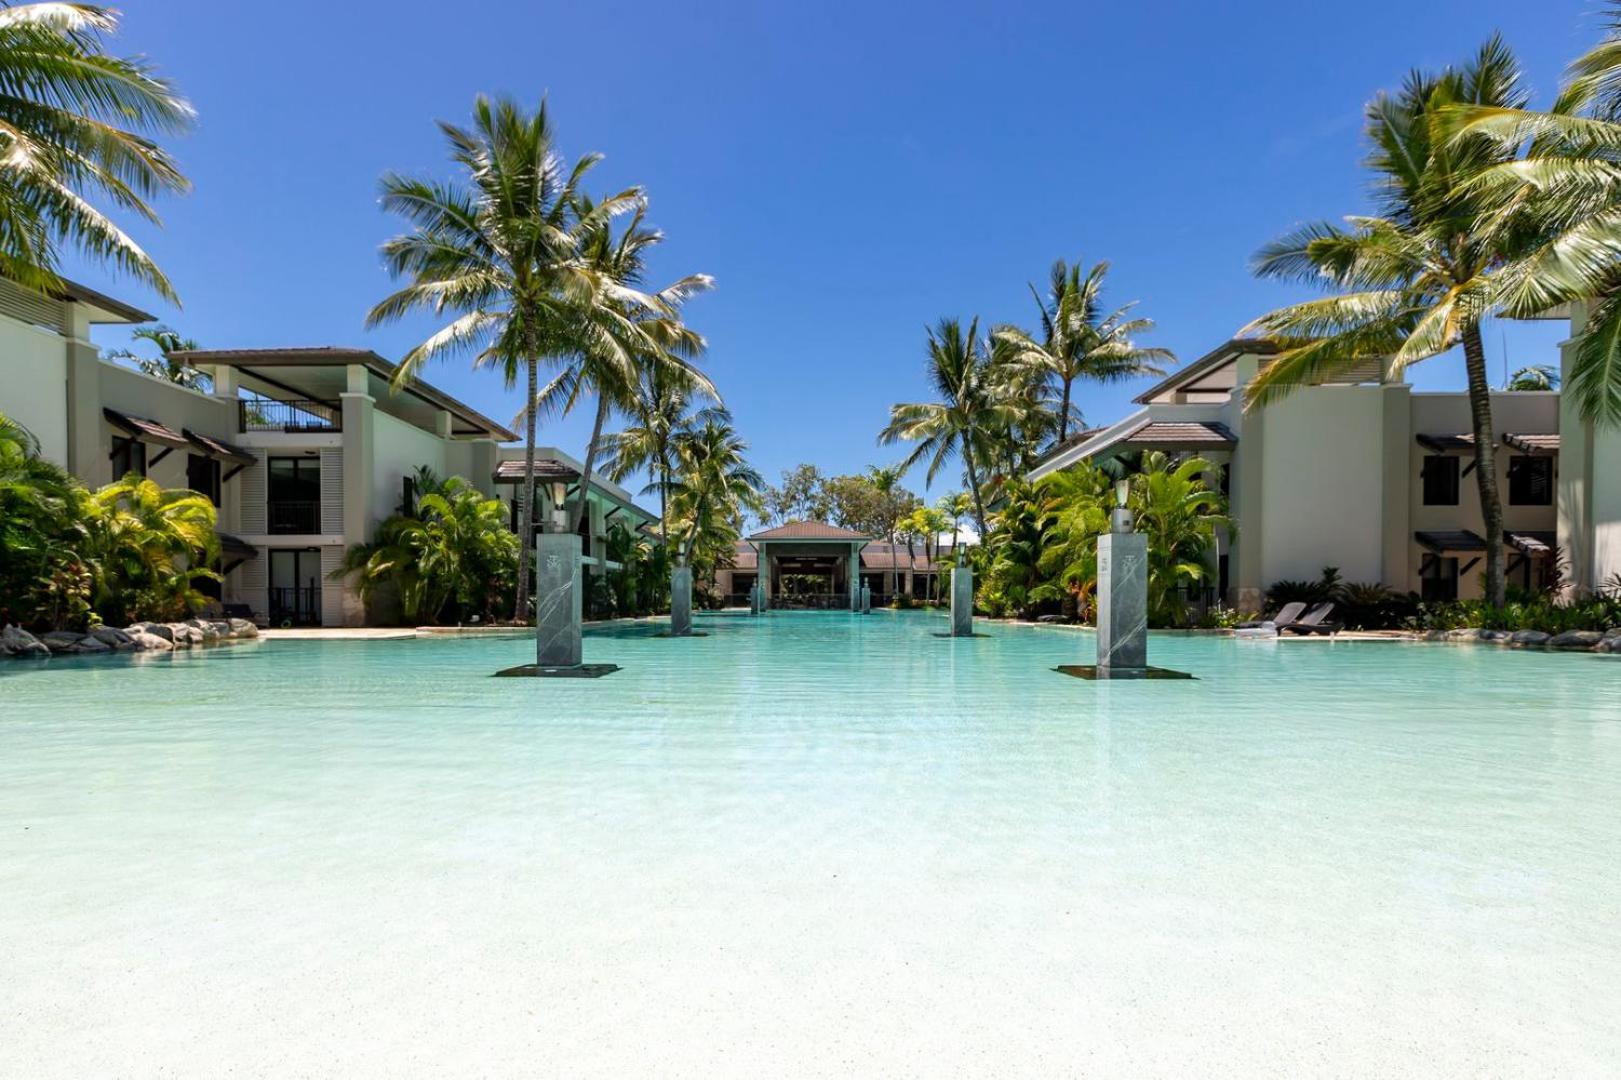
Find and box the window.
[1422,455,1459,506]
[110,437,146,479]
[1421,556,1459,602]
[267,456,321,534]
[1507,456,1553,506]
[187,453,222,506]
[268,548,322,625]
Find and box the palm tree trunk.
[513,356,538,623]
[570,393,612,536]
[1461,324,1506,607]
[962,441,989,539]
[1059,376,1073,444]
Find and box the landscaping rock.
[128,630,174,652]
[1,624,50,658]
[1548,630,1604,650]
[1478,629,1515,644]
[227,618,258,639]
[1509,630,1551,648]
[1445,627,1485,641]
[126,621,174,643]
[88,626,139,652]
[166,623,201,647]
[186,619,223,644]
[39,631,87,654]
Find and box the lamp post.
[1095,475,1147,674]
[532,475,584,668]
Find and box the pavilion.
[743,521,870,610]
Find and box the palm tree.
[994,259,1173,445]
[1129,453,1232,625]
[602,350,723,546]
[105,325,207,390]
[521,197,715,539]
[1245,37,1533,607]
[880,318,1011,538]
[367,95,647,621]
[81,474,219,623]
[668,417,764,580]
[1504,364,1560,391]
[937,491,973,565]
[0,4,192,300]
[1033,463,1114,619]
[864,463,907,600]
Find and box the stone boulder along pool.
[2,611,1617,1076]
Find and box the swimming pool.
[2,612,1617,1076]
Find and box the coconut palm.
[1504,364,1560,391]
[1128,452,1232,625]
[520,197,715,539]
[994,259,1173,445]
[0,4,192,300]
[601,353,723,545]
[880,318,1012,538]
[667,418,764,582]
[367,95,649,621]
[1245,37,1533,606]
[1032,462,1114,617]
[81,474,219,623]
[864,463,908,600]
[105,325,207,390]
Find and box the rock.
[1509,630,1551,648]
[1548,630,1604,650]
[208,620,231,640]
[1422,630,1448,642]
[167,623,200,647]
[1,624,50,659]
[1445,628,1484,641]
[186,618,223,644]
[1478,629,1515,644]
[88,626,138,651]
[128,630,174,652]
[1602,627,1621,644]
[227,618,258,639]
[39,631,87,654]
[126,621,174,643]
[1595,637,1619,654]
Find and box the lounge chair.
[1280,602,1341,636]
[1236,602,1306,630]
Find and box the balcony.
[268,500,320,534]
[241,399,341,433]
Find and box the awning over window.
[216,532,258,560]
[1506,530,1556,556]
[1417,431,1559,455]
[1415,530,1487,552]
[103,407,187,448]
[1503,432,1559,455]
[492,458,580,484]
[1416,433,1474,454]
[183,428,256,466]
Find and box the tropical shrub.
[1130,452,1232,626]
[337,475,518,624]
[1412,595,1621,634]
[1265,568,1420,629]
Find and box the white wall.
[1260,386,1387,584]
[370,408,448,526]
[0,318,69,466]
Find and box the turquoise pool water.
[2,612,1618,1077]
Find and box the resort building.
[1028,307,1619,606]
[713,522,959,608]
[0,277,654,627]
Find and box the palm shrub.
[1032,463,1114,620]
[0,414,88,627]
[1128,452,1232,626]
[80,475,220,624]
[979,478,1054,619]
[337,476,518,624]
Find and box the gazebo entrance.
[747,521,870,611]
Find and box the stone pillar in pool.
[1096,514,1148,673]
[950,563,974,636]
[849,543,862,611]
[861,583,871,613]
[534,531,583,668]
[670,565,693,636]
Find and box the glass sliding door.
[268,548,323,626]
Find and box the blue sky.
[78,0,1595,501]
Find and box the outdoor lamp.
[549,480,569,532]
[1114,478,1130,508]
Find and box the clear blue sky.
[78,0,1594,501]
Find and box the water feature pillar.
[534,530,583,668]
[670,565,693,636]
[861,583,871,613]
[950,563,974,636]
[1096,494,1148,673]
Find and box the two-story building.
[1028,307,1619,607]
[0,277,656,627]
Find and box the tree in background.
[762,463,832,525]
[1504,364,1560,391]
[104,326,208,391]
[993,259,1172,446]
[668,417,765,592]
[603,363,723,544]
[0,4,192,301]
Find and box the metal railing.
[268,586,321,626]
[267,500,320,534]
[241,399,341,433]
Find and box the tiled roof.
[749,520,870,541]
[492,458,581,483]
[1504,432,1559,455]
[1125,420,1236,447]
[103,407,188,448]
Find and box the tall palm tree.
[601,347,723,545]
[520,197,715,539]
[1244,37,1533,607]
[994,259,1173,445]
[865,463,906,600]
[668,417,764,576]
[0,4,192,300]
[105,325,206,389]
[880,317,1011,538]
[367,95,645,621]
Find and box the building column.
[468,439,499,497]
[1558,308,1596,595]
[849,543,861,610]
[758,545,770,610]
[338,365,375,627]
[1231,396,1266,611]
[64,306,106,485]
[1380,383,1413,592]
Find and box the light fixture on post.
[1112,478,1133,534]
[549,479,569,533]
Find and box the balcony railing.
[267,500,320,534]
[268,586,322,627]
[241,399,341,433]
